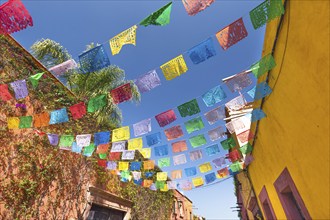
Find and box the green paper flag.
[83,143,96,156]
[189,134,207,148]
[178,99,201,117]
[155,181,165,189]
[121,170,131,179]
[221,137,236,150]
[249,0,285,30]
[99,153,108,159]
[158,157,170,168]
[230,162,242,172]
[185,117,205,134]
[19,116,33,128]
[140,2,172,27]
[250,54,276,78]
[239,143,253,154]
[28,72,44,88]
[59,135,74,147]
[88,94,107,113]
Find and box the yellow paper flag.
[143,160,155,170]
[192,177,204,187]
[160,54,188,80]
[160,183,169,192]
[112,126,130,142]
[139,148,151,158]
[118,161,129,171]
[110,25,138,55]
[199,162,212,173]
[128,137,143,150]
[7,117,19,129]
[157,172,168,181]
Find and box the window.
[87,204,125,220]
[178,201,184,217]
[259,186,276,220]
[274,168,311,220]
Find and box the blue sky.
[12,0,265,219]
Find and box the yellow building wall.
[249,0,329,219]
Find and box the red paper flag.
[110,83,132,104]
[216,18,248,50]
[0,0,33,34]
[237,130,254,143]
[69,102,86,120]
[98,159,107,168]
[164,125,184,141]
[109,152,121,161]
[226,149,241,162]
[155,109,177,127]
[0,84,13,101]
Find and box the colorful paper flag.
[226,149,241,162]
[96,143,109,154]
[239,143,253,154]
[250,54,276,78]
[160,54,188,81]
[178,99,200,117]
[106,161,117,170]
[171,170,182,179]
[250,0,285,30]
[253,82,272,100]
[167,181,178,190]
[225,116,250,134]
[109,152,121,161]
[205,144,220,156]
[135,69,161,93]
[217,167,229,178]
[185,167,197,177]
[59,135,74,148]
[132,172,142,182]
[69,102,87,120]
[182,0,215,16]
[171,140,188,153]
[157,172,168,181]
[204,106,226,125]
[49,108,69,124]
[251,108,266,122]
[49,59,77,76]
[173,154,187,165]
[98,153,107,160]
[76,134,91,147]
[202,85,227,107]
[192,177,204,187]
[128,137,143,150]
[178,180,192,191]
[140,2,172,26]
[94,131,110,146]
[28,72,44,88]
[143,160,155,170]
[118,161,129,171]
[158,157,170,168]
[111,141,126,152]
[216,18,248,50]
[33,112,50,127]
[130,162,142,171]
[87,95,107,113]
[10,80,28,99]
[110,25,138,55]
[237,130,254,144]
[122,150,135,160]
[47,134,59,146]
[184,116,205,134]
[225,95,246,111]
[79,45,110,73]
[189,150,203,161]
[155,109,177,127]
[224,72,252,92]
[164,125,184,141]
[188,38,216,64]
[19,116,32,128]
[146,132,162,146]
[208,126,226,141]
[189,134,207,148]
[0,0,33,34]
[244,154,254,166]
[205,172,216,184]
[0,84,13,101]
[110,83,132,104]
[247,86,256,99]
[139,148,151,159]
[7,117,19,129]
[143,180,153,188]
[71,142,83,154]
[221,137,236,150]
[199,162,212,173]
[154,145,169,157]
[112,126,130,142]
[212,157,226,168]
[155,181,165,190]
[229,161,242,173]
[133,118,151,136]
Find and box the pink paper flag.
[155,109,177,127]
[49,59,77,76]
[182,0,215,16]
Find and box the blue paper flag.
[188,38,217,64]
[94,131,110,146]
[254,82,272,100]
[205,144,220,156]
[146,132,162,146]
[133,179,143,185]
[185,167,197,177]
[202,85,227,107]
[205,172,217,184]
[49,108,69,124]
[130,161,142,171]
[71,142,83,153]
[79,45,110,73]
[145,172,155,178]
[247,86,256,99]
[251,108,266,122]
[155,145,169,156]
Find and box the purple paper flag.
[49,59,77,76]
[173,154,187,166]
[10,79,28,99]
[133,118,152,136]
[135,70,161,93]
[48,134,59,146]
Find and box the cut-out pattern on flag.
[225,116,250,134]
[204,106,226,125]
[164,125,184,141]
[131,171,142,180]
[143,160,155,170]
[157,172,168,181]
[118,161,129,171]
[140,2,172,27]
[110,25,138,55]
[139,148,151,159]
[28,72,44,88]
[229,161,242,173]
[167,181,177,190]
[96,144,109,154]
[172,140,188,153]
[71,142,83,154]
[250,54,276,78]
[122,150,135,160]
[88,95,107,113]
[111,83,132,104]
[192,177,204,187]
[226,149,241,162]
[185,167,197,177]
[49,108,69,124]
[250,0,285,30]
[111,141,126,152]
[189,149,203,161]
[135,70,161,93]
[133,118,151,136]
[178,180,192,191]
[188,37,216,64]
[216,18,248,50]
[33,112,50,127]
[158,157,170,168]
[79,45,110,73]
[0,84,13,101]
[225,95,246,111]
[154,145,169,157]
[178,99,200,117]
[155,181,165,190]
[94,131,110,146]
[199,162,212,173]
[0,0,33,34]
[202,85,227,107]
[76,134,91,147]
[109,152,121,161]
[146,132,162,146]
[70,102,87,120]
[221,137,236,150]
[48,134,59,146]
[59,135,74,148]
[253,81,272,100]
[205,172,216,184]
[143,180,153,188]
[217,167,229,178]
[107,161,117,170]
[173,154,187,165]
[208,126,226,141]
[189,134,207,148]
[128,137,143,150]
[155,109,177,127]
[49,59,77,76]
[112,126,130,142]
[160,54,188,81]
[240,143,253,154]
[171,170,182,179]
[205,144,220,156]
[18,116,32,128]
[251,108,266,122]
[10,79,28,99]
[212,157,226,168]
[224,72,252,92]
[184,116,205,134]
[182,0,215,16]
[237,130,254,144]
